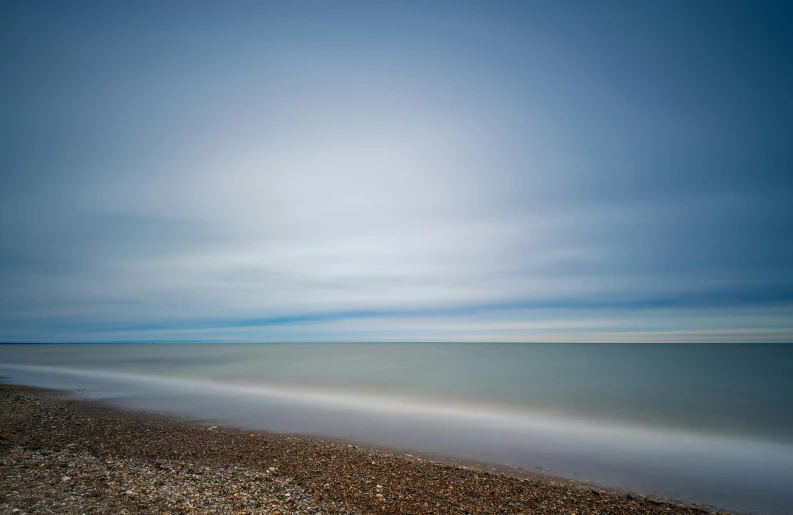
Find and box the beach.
[0,383,728,515]
[3,0,791,512]
[2,343,792,514]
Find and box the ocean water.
[1,342,792,514]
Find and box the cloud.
[1,1,792,342]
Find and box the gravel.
[0,384,729,514]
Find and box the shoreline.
[0,383,729,514]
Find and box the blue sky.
[1,1,792,342]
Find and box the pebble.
[0,384,725,515]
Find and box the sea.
[1,342,791,514]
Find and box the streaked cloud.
[1,1,791,342]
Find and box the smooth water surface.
[2,343,792,514]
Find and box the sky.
[1,0,792,343]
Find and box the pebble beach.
[0,383,730,515]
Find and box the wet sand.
[0,384,728,514]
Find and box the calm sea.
[1,343,792,514]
